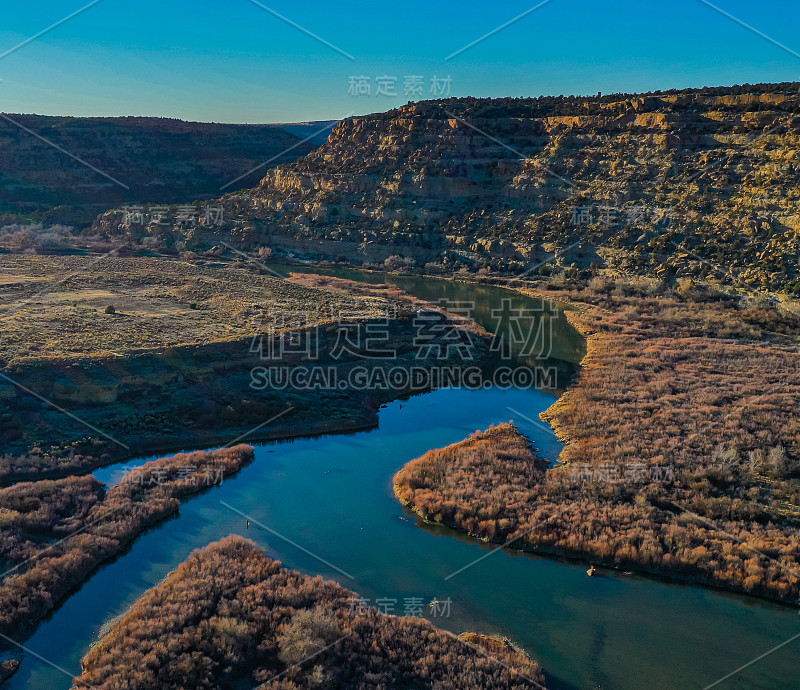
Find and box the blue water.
[3,274,797,690]
[6,386,798,690]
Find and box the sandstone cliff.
[95,83,800,294]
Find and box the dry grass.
[0,255,364,363]
[0,262,488,479]
[395,423,547,540]
[396,280,800,603]
[76,536,545,689]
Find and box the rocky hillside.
[0,115,320,227]
[94,83,800,294]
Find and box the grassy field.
[0,257,488,481]
[0,255,369,363]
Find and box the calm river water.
[5,270,797,689]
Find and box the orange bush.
[0,445,254,637]
[396,281,800,603]
[76,536,545,689]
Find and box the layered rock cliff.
[95,83,800,294]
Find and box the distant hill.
[0,114,324,227]
[95,82,800,294]
[277,120,339,146]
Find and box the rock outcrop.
[94,82,800,294]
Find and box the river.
[4,269,797,689]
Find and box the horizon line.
[4,79,799,125]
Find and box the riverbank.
[0,445,254,640]
[1,263,489,482]
[0,413,378,485]
[394,276,800,606]
[75,536,546,689]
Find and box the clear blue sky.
[1,0,799,123]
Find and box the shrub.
[76,537,545,689]
[396,283,800,604]
[0,445,255,637]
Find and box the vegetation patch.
[395,423,548,540]
[0,259,487,480]
[397,278,800,603]
[76,536,545,689]
[0,445,254,638]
